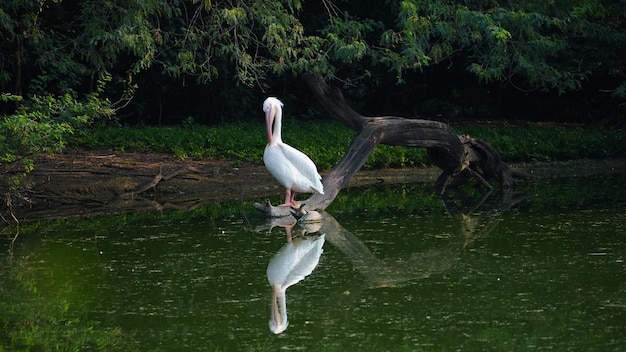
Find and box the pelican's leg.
[281,189,300,207]
[282,189,292,206]
[285,223,294,242]
[289,191,298,207]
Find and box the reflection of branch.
[469,188,493,214]
[319,212,465,288]
[254,216,297,233]
[441,187,535,215]
[500,188,536,210]
[442,189,536,246]
[459,212,501,247]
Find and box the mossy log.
[255,74,534,217]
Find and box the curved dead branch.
[255,74,534,216]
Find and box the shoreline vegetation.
[70,120,626,170]
[1,120,625,224]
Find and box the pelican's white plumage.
[266,234,325,334]
[263,97,324,206]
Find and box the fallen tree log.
[256,74,534,217]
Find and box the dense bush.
[1,91,113,189]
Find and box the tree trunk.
[255,74,534,217]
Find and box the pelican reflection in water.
[258,200,522,334]
[266,224,325,334]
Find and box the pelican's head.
[263,97,283,113]
[263,97,283,143]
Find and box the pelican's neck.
[271,104,283,143]
[269,287,289,334]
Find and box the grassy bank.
[70,120,626,170]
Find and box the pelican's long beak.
[265,106,275,143]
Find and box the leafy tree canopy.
[0,0,624,123]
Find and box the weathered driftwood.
[255,74,534,217]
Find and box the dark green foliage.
[70,121,626,169]
[328,183,444,214]
[70,120,355,170]
[1,0,624,126]
[0,90,113,189]
[457,123,626,162]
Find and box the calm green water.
[2,174,626,351]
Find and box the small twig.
[468,188,494,214]
[119,165,192,198]
[28,194,106,205]
[134,168,163,194]
[466,168,494,190]
[162,166,191,180]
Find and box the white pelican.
[266,232,325,334]
[263,97,324,207]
